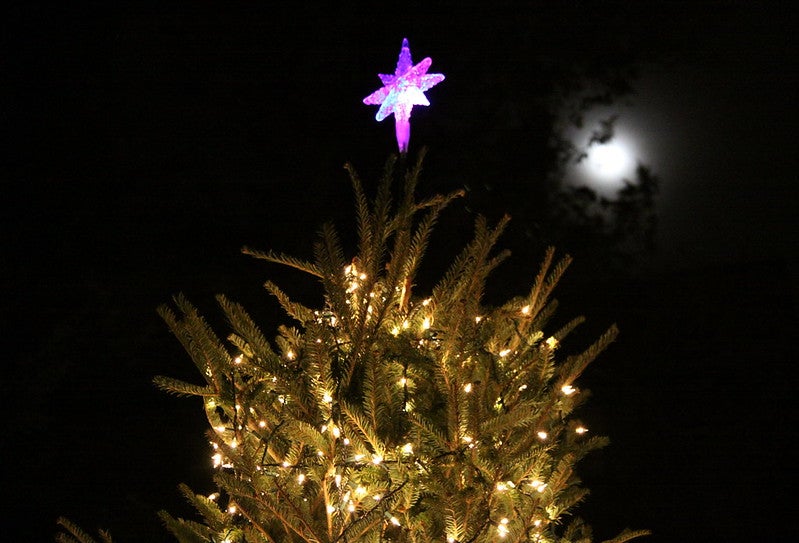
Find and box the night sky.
[3,2,796,542]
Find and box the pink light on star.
[363,38,445,153]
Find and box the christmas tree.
[141,150,645,543]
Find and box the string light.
[390,516,401,526]
[297,473,306,484]
[575,426,588,435]
[323,392,333,403]
[497,518,509,537]
[286,350,296,360]
[372,454,383,465]
[464,383,472,393]
[475,316,482,323]
[537,431,548,440]
[402,442,413,455]
[499,348,511,357]
[561,384,576,395]
[530,480,547,492]
[233,355,243,365]
[259,420,267,428]
[228,505,237,515]
[422,316,431,330]
[545,337,558,349]
[521,305,531,315]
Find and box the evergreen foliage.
[62,152,648,543]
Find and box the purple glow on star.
[363,38,445,153]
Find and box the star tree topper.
[363,38,445,153]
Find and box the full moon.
[586,140,634,181]
[563,117,647,197]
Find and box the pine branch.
[600,528,653,543]
[242,246,323,278]
[153,375,215,397]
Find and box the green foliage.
[55,517,113,543]
[152,154,648,543]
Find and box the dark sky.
[2,2,796,542]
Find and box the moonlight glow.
[586,140,635,181]
[363,38,445,153]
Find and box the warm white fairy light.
[521,305,531,315]
[537,431,548,440]
[373,494,382,501]
[402,442,413,455]
[533,519,542,527]
[212,453,223,467]
[332,426,341,438]
[343,437,351,445]
[463,383,472,393]
[228,505,237,514]
[335,474,342,487]
[518,384,528,391]
[390,516,401,526]
[545,337,558,349]
[499,348,511,357]
[497,518,509,537]
[391,326,400,336]
[561,384,576,395]
[230,438,238,449]
[233,355,243,365]
[355,485,367,497]
[208,493,218,501]
[327,505,336,514]
[259,420,267,428]
[348,501,356,512]
[575,426,588,435]
[286,350,296,360]
[297,473,306,484]
[323,392,333,403]
[422,316,431,330]
[354,454,365,461]
[216,425,226,433]
[530,479,547,492]
[475,315,482,323]
[447,537,456,543]
[399,377,407,386]
[372,454,383,465]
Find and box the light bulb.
[537,431,548,440]
[561,384,576,395]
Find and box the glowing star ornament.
[363,38,445,153]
